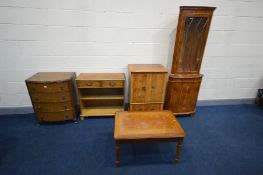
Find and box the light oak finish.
[76,73,125,119]
[165,6,215,116]
[128,64,168,111]
[129,103,163,111]
[114,111,185,166]
[25,72,77,123]
[81,107,124,117]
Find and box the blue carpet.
[0,104,263,175]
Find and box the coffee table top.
[114,111,185,140]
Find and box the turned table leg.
[175,138,184,161]
[115,141,120,167]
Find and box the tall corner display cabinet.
[164,6,216,116]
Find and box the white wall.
[0,0,263,108]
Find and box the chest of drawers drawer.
[31,92,71,103]
[33,101,73,112]
[27,82,70,93]
[36,110,75,122]
[77,80,124,88]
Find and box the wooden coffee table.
[114,110,186,166]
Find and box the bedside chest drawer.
[102,81,124,88]
[130,103,163,111]
[33,102,73,112]
[37,110,75,122]
[31,92,71,103]
[27,82,70,93]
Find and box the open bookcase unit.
[76,73,125,119]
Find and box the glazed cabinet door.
[130,73,147,103]
[171,7,215,74]
[147,73,167,102]
[177,16,210,73]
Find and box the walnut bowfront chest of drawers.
[76,73,125,119]
[25,72,77,123]
[128,64,168,111]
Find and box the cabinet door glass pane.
[178,17,209,73]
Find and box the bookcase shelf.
[76,73,125,119]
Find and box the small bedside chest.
[25,72,77,123]
[128,64,168,111]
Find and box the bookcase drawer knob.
[109,82,116,86]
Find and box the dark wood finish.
[76,73,125,119]
[114,111,185,166]
[171,6,215,74]
[165,6,215,116]
[25,72,77,123]
[128,64,168,111]
[165,74,202,115]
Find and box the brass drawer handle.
[109,82,116,86]
[86,82,92,86]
